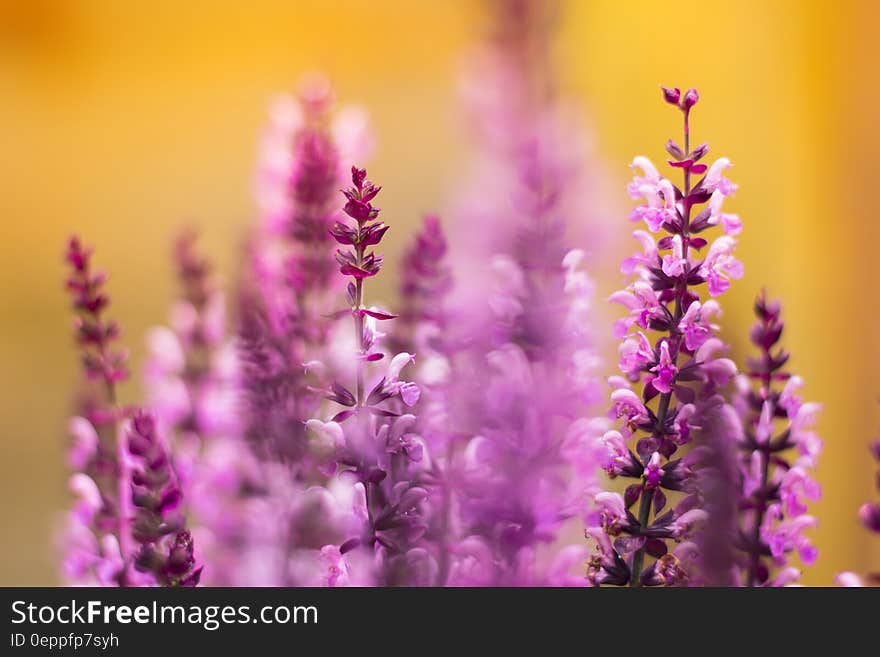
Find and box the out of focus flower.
[127,412,202,586]
[240,75,373,464]
[61,238,131,585]
[731,293,822,586]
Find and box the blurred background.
[1,0,878,586]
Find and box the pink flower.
[703,236,744,297]
[609,281,664,338]
[707,189,742,235]
[695,338,737,386]
[68,417,99,471]
[671,509,708,539]
[597,430,632,477]
[320,545,351,587]
[618,332,654,380]
[678,300,720,352]
[755,401,774,444]
[661,235,688,277]
[643,452,664,489]
[649,340,678,394]
[620,230,659,276]
[610,388,649,427]
[703,157,736,195]
[835,572,865,588]
[385,352,421,407]
[760,505,818,564]
[779,466,822,517]
[593,492,628,534]
[627,156,662,198]
[671,403,699,445]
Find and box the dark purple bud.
[859,502,880,533]
[360,222,390,246]
[329,222,357,245]
[351,166,367,188]
[661,86,681,105]
[343,199,375,223]
[690,142,710,161]
[682,88,699,109]
[665,139,685,159]
[328,381,356,407]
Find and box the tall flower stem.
[630,99,693,588]
[588,86,743,587]
[65,237,133,585]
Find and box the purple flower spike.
[61,238,132,586]
[731,293,821,586]
[65,237,129,389]
[316,167,433,586]
[240,78,374,465]
[588,88,743,587]
[127,411,201,587]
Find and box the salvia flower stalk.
[127,412,202,586]
[730,293,821,586]
[62,237,131,585]
[145,229,239,442]
[438,0,607,587]
[587,87,742,587]
[240,77,371,465]
[63,238,200,587]
[390,215,458,585]
[315,166,430,585]
[144,230,247,585]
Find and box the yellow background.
[1,0,877,586]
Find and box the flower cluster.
[587,87,742,587]
[730,294,821,586]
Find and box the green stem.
[630,490,653,587]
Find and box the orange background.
[1,0,878,585]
